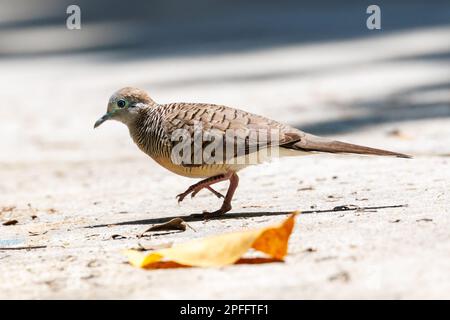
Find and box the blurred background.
[1,0,449,213]
[1,0,450,299]
[1,0,449,164]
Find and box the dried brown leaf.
[2,220,18,226]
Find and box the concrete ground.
[0,11,449,298]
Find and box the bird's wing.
[161,103,302,166]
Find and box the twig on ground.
[0,245,47,251]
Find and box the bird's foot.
[176,184,224,203]
[189,203,232,220]
[176,189,193,203]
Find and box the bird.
[94,87,410,217]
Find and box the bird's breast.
[153,157,247,178]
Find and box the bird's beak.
[94,113,111,129]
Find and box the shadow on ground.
[86,204,407,228]
[297,81,450,135]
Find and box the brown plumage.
[95,87,411,217]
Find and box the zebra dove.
[94,87,410,217]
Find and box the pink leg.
[205,172,239,216]
[176,171,240,217]
[176,172,231,203]
[193,186,224,199]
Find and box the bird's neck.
[128,106,166,157]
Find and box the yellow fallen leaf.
[125,212,298,269]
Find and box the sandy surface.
[1,24,449,299]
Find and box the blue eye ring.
[117,99,126,108]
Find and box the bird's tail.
[290,133,411,158]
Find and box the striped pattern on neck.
[130,105,172,159]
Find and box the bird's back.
[128,102,409,178]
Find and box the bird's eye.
[117,99,126,108]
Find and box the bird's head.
[94,87,155,128]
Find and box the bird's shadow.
[86,204,407,229]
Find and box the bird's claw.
[177,185,223,202]
[176,192,189,203]
[189,203,231,219]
